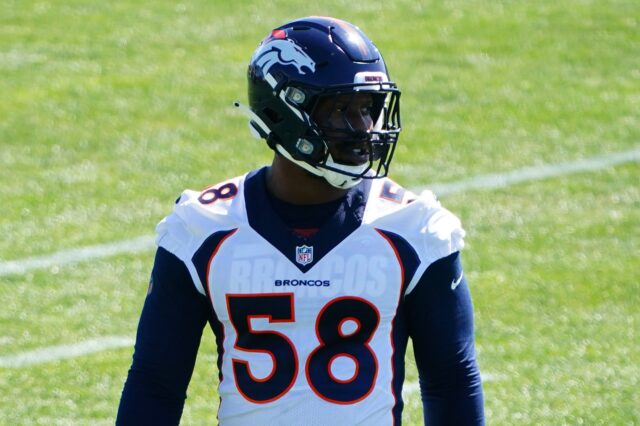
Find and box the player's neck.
[266,155,349,205]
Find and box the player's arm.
[116,247,210,425]
[405,251,485,425]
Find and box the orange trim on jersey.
[379,179,406,204]
[338,316,361,338]
[374,229,405,286]
[224,293,298,405]
[374,228,406,426]
[204,229,238,403]
[206,229,239,300]
[292,228,320,238]
[305,296,380,405]
[328,353,359,384]
[198,181,239,205]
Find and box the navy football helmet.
[236,16,401,189]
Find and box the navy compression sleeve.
[405,252,485,425]
[117,247,210,425]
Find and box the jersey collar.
[244,167,371,272]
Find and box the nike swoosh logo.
[451,272,463,290]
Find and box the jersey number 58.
[226,293,380,405]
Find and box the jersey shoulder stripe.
[155,174,248,295]
[365,178,465,295]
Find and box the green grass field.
[1,0,638,424]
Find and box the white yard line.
[402,381,422,397]
[0,336,134,368]
[1,148,637,279]
[0,235,156,277]
[425,147,640,196]
[0,147,638,367]
[402,372,502,398]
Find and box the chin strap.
[275,144,364,189]
[235,101,364,190]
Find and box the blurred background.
[1,0,638,424]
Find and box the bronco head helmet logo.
[253,39,316,76]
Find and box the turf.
[1,0,638,424]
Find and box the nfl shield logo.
[296,245,313,266]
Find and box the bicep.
[133,247,209,384]
[407,252,476,368]
[117,247,210,424]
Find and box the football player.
[117,16,484,425]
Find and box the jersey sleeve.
[155,190,208,295]
[117,247,211,425]
[155,180,245,296]
[399,189,466,295]
[405,252,485,425]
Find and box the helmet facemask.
[267,81,400,188]
[305,86,401,181]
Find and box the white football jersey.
[156,168,464,425]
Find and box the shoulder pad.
[155,176,246,294]
[367,187,465,294]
